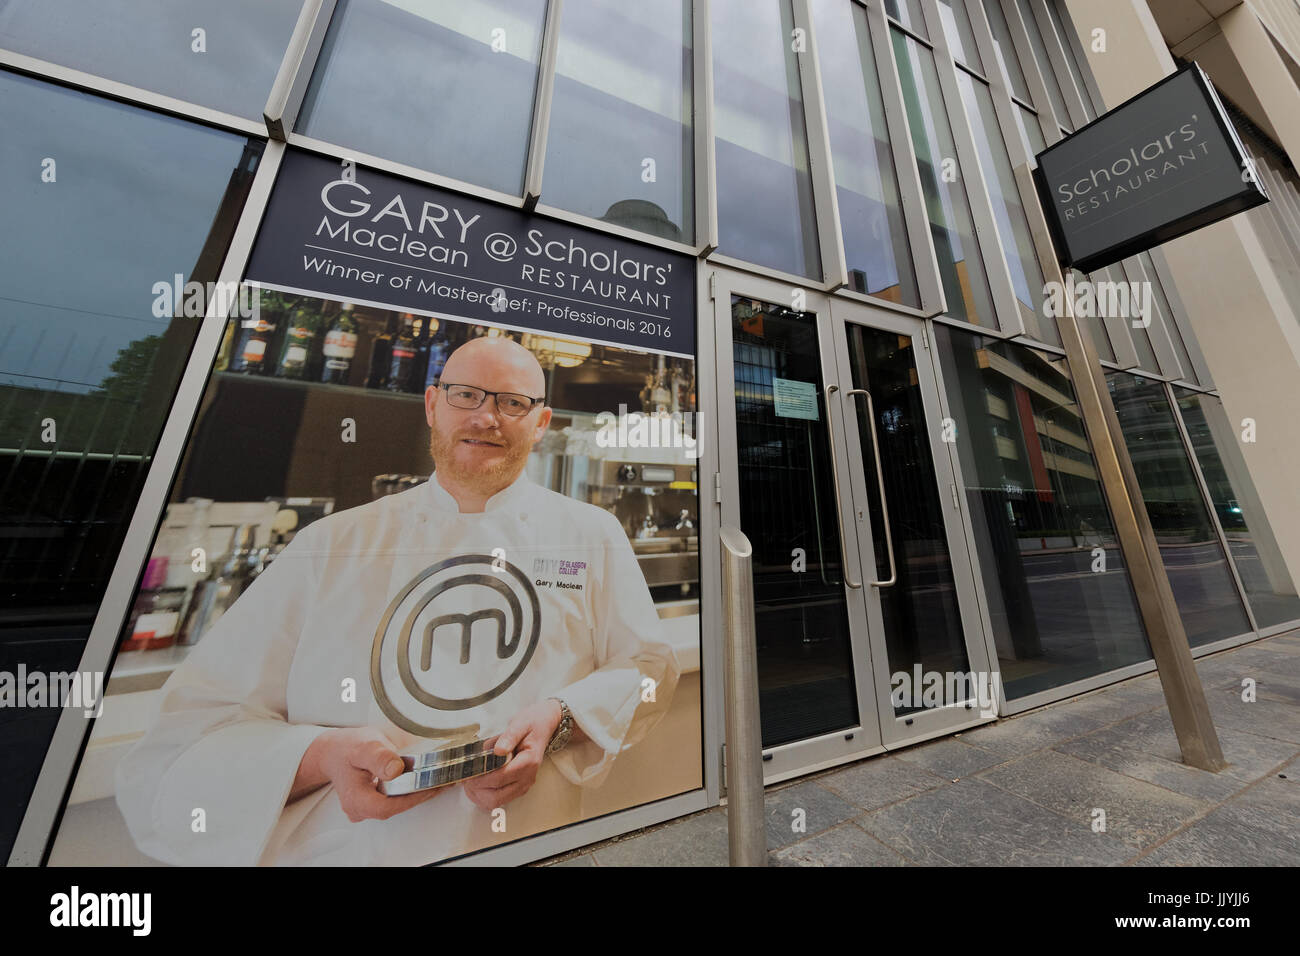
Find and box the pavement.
[538,629,1300,866]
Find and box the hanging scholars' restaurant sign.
[1033,63,1268,274]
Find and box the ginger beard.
[428,401,533,496]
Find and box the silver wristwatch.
[545,698,573,754]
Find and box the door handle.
[845,388,898,589]
[824,384,862,590]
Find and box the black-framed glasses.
[435,382,546,418]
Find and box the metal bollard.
[720,525,766,866]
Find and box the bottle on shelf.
[277,305,319,379]
[214,319,235,372]
[233,316,277,374]
[178,524,259,646]
[425,320,450,391]
[122,557,173,652]
[320,303,359,385]
[409,316,432,394]
[386,314,417,393]
[364,314,397,389]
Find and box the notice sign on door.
[773,377,819,420]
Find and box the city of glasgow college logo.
[370,554,540,738]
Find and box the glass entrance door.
[713,268,993,780]
[828,301,994,747]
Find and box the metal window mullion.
[998,0,1064,136]
[1254,166,1300,297]
[866,0,946,316]
[1145,247,1214,387]
[1263,166,1300,255]
[263,0,337,140]
[523,0,565,211]
[964,0,1046,340]
[922,0,1025,337]
[1121,255,1183,381]
[8,141,291,867]
[0,48,266,137]
[1095,264,1141,371]
[1045,0,1103,116]
[694,0,718,255]
[1165,381,1260,636]
[1028,0,1087,128]
[1260,161,1300,247]
[793,0,848,291]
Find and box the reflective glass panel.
[812,0,918,305]
[0,0,302,120]
[298,0,548,196]
[892,31,996,326]
[982,0,1032,101]
[1015,104,1045,160]
[0,70,262,857]
[1044,0,1095,120]
[1175,388,1300,629]
[1012,0,1071,128]
[713,0,821,278]
[937,0,984,72]
[1108,373,1251,645]
[731,298,859,745]
[542,0,693,243]
[934,327,1149,699]
[846,325,969,712]
[956,69,1053,343]
[885,0,929,38]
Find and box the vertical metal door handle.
[824,385,862,590]
[845,388,897,588]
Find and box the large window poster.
[50,150,702,866]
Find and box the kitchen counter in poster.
[245,150,696,357]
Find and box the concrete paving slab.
[892,736,1009,779]
[978,749,1209,848]
[590,810,729,867]
[762,780,860,849]
[957,706,1107,757]
[816,755,948,811]
[1056,709,1184,764]
[770,821,907,867]
[1206,686,1300,744]
[1055,686,1168,725]
[1134,805,1300,867]
[857,777,1132,866]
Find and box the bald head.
[424,333,552,512]
[438,336,546,399]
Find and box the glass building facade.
[2,0,1297,866]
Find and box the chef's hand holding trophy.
[290,574,577,821]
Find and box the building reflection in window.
[713,0,821,279]
[934,326,1148,698]
[892,30,997,328]
[298,0,548,196]
[1174,388,1300,629]
[1107,372,1251,645]
[811,0,919,305]
[542,0,693,243]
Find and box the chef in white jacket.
[115,335,680,866]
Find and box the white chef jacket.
[115,470,680,866]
